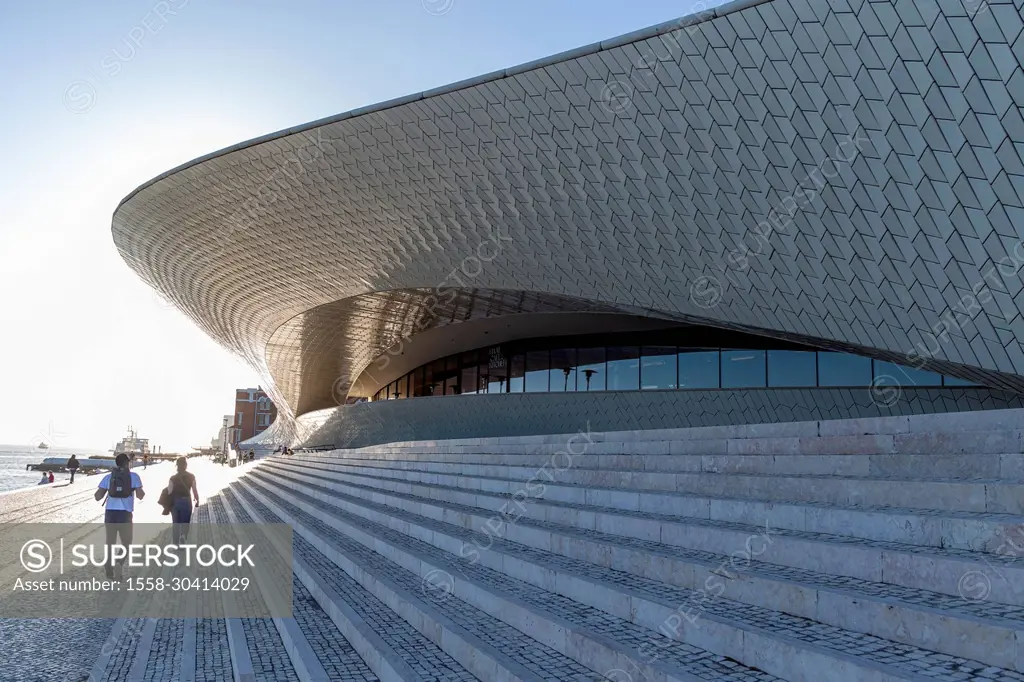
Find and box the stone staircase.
[88,409,1024,681]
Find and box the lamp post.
[583,369,597,391]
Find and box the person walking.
[143,453,149,470]
[167,457,199,545]
[248,449,255,464]
[67,455,80,484]
[95,453,145,580]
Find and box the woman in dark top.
[167,457,199,544]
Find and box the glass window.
[549,349,577,392]
[943,374,977,386]
[422,362,434,396]
[607,346,641,391]
[641,346,677,389]
[873,360,943,386]
[444,374,459,395]
[474,362,489,393]
[577,347,606,391]
[818,352,871,386]
[487,369,506,394]
[525,350,550,392]
[768,350,816,387]
[485,346,507,393]
[411,366,425,397]
[460,363,478,395]
[508,354,525,392]
[429,358,449,396]
[722,350,766,388]
[678,350,719,388]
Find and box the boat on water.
[112,426,151,457]
[37,442,49,449]
[27,456,114,474]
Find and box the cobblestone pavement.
[242,478,779,682]
[0,460,261,682]
[232,485,480,682]
[253,468,1024,682]
[271,462,1024,624]
[225,487,381,681]
[206,495,299,682]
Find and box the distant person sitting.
[67,455,80,484]
[95,454,145,580]
[38,472,49,485]
[47,471,54,483]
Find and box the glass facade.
[371,335,978,401]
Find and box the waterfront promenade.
[0,458,252,682]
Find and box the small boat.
[37,442,49,449]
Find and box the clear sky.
[0,0,697,451]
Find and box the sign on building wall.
[488,346,505,370]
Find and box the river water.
[0,445,109,494]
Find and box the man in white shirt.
[94,453,145,579]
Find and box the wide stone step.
[244,470,1024,682]
[219,490,381,682]
[228,484,483,681]
[240,475,788,682]
[350,410,1024,453]
[294,449,1024,483]
[352,427,1024,456]
[257,462,1024,671]
[289,453,1022,514]
[275,456,1024,554]
[236,481,625,681]
[348,429,1024,458]
[264,459,1024,606]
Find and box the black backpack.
[108,468,133,498]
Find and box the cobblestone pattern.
[100,618,149,682]
[295,389,1024,449]
[266,461,1024,624]
[255,469,1024,681]
[230,485,478,681]
[144,619,184,682]
[189,503,233,682]
[207,495,300,682]
[0,481,125,681]
[243,478,780,681]
[0,617,117,682]
[224,488,380,682]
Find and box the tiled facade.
[114,0,1024,443]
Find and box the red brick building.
[231,387,277,446]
